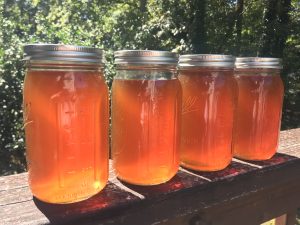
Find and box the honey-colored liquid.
[233,74,284,160]
[179,69,237,171]
[23,69,109,203]
[112,79,181,185]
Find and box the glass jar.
[112,50,181,185]
[233,58,284,160]
[23,44,109,203]
[178,54,237,171]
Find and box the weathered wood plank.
[286,210,297,225]
[278,128,300,157]
[0,186,32,206]
[235,152,299,168]
[1,182,140,225]
[0,173,28,191]
[1,201,49,225]
[0,128,299,225]
[186,161,257,182]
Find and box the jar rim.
[235,57,282,69]
[23,44,105,65]
[114,50,178,65]
[179,54,235,68]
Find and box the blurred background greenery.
[0,0,299,176]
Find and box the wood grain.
[0,128,299,225]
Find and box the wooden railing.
[1,129,300,225]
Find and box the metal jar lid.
[23,44,104,65]
[179,54,235,68]
[235,57,282,69]
[114,50,178,65]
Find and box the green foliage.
[281,0,300,129]
[0,0,299,175]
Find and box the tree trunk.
[260,0,291,57]
[275,0,291,58]
[259,0,278,56]
[235,0,244,55]
[190,0,207,53]
[140,0,147,13]
[259,0,291,78]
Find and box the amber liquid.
[179,69,237,171]
[233,73,284,160]
[112,79,181,185]
[23,69,109,203]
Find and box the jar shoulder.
[23,70,108,100]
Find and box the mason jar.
[233,57,284,160]
[23,44,109,203]
[112,50,181,185]
[178,54,237,171]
